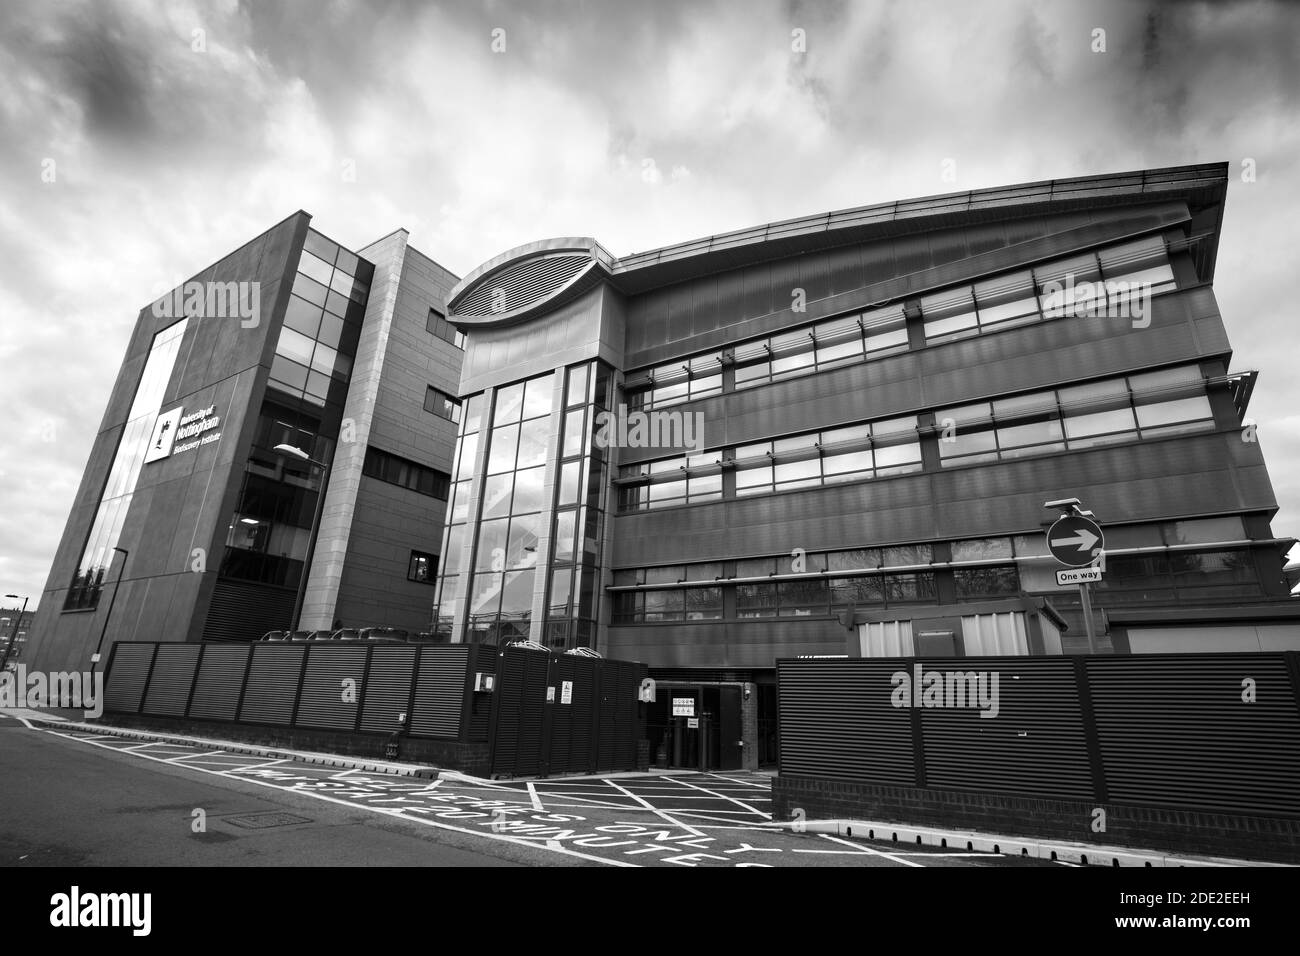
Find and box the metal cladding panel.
[918,658,1093,798]
[103,643,157,714]
[237,643,306,725]
[548,655,596,775]
[612,660,645,769]
[597,660,619,770]
[188,644,251,720]
[359,646,419,734]
[777,659,915,784]
[140,644,202,717]
[202,579,296,643]
[409,645,469,739]
[294,644,368,731]
[491,647,550,776]
[1086,653,1300,815]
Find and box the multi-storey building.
[24,214,463,672]
[435,162,1297,767]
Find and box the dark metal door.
[719,686,743,770]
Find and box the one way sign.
[1047,514,1104,568]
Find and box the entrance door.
[718,686,743,770]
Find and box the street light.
[91,548,129,671]
[275,444,330,633]
[1,593,28,673]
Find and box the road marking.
[699,772,770,789]
[814,832,925,867]
[39,729,635,867]
[666,777,769,817]
[604,779,707,838]
[165,750,225,763]
[524,781,546,811]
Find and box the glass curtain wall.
[463,374,554,643]
[218,230,371,594]
[543,361,613,650]
[64,318,190,609]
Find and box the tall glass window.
[64,318,190,609]
[460,374,554,644]
[218,231,372,594]
[543,361,614,650]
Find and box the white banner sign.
[1056,567,1103,586]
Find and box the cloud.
[2,0,1299,610]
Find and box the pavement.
[0,709,1272,867]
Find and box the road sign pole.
[1078,582,1097,654]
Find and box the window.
[936,365,1211,466]
[65,318,190,610]
[408,551,437,584]
[923,235,1179,342]
[954,566,1020,599]
[424,386,461,423]
[362,446,450,499]
[427,308,465,349]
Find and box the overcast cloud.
[1,0,1298,609]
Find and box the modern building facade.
[24,213,463,673]
[435,163,1297,766]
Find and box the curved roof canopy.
[447,162,1228,328]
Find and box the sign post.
[1047,512,1105,654]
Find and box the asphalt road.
[0,713,1059,867]
[0,714,532,866]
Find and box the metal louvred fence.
[777,652,1300,816]
[102,640,648,778]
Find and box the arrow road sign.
[1048,514,1105,568]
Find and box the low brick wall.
[91,713,492,777]
[772,774,1300,864]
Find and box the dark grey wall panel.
[103,643,157,714]
[202,578,296,643]
[294,644,368,730]
[778,659,916,784]
[778,653,1300,816]
[408,645,469,738]
[1087,654,1300,815]
[140,644,201,717]
[237,643,306,724]
[920,658,1092,798]
[188,644,251,720]
[359,645,419,733]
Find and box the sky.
[1,0,1298,611]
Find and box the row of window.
[616,364,1217,512]
[922,236,1176,342]
[937,365,1214,464]
[362,446,451,500]
[611,567,1021,623]
[624,307,910,411]
[622,236,1178,411]
[613,520,1248,589]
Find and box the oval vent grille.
[454,252,592,317]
